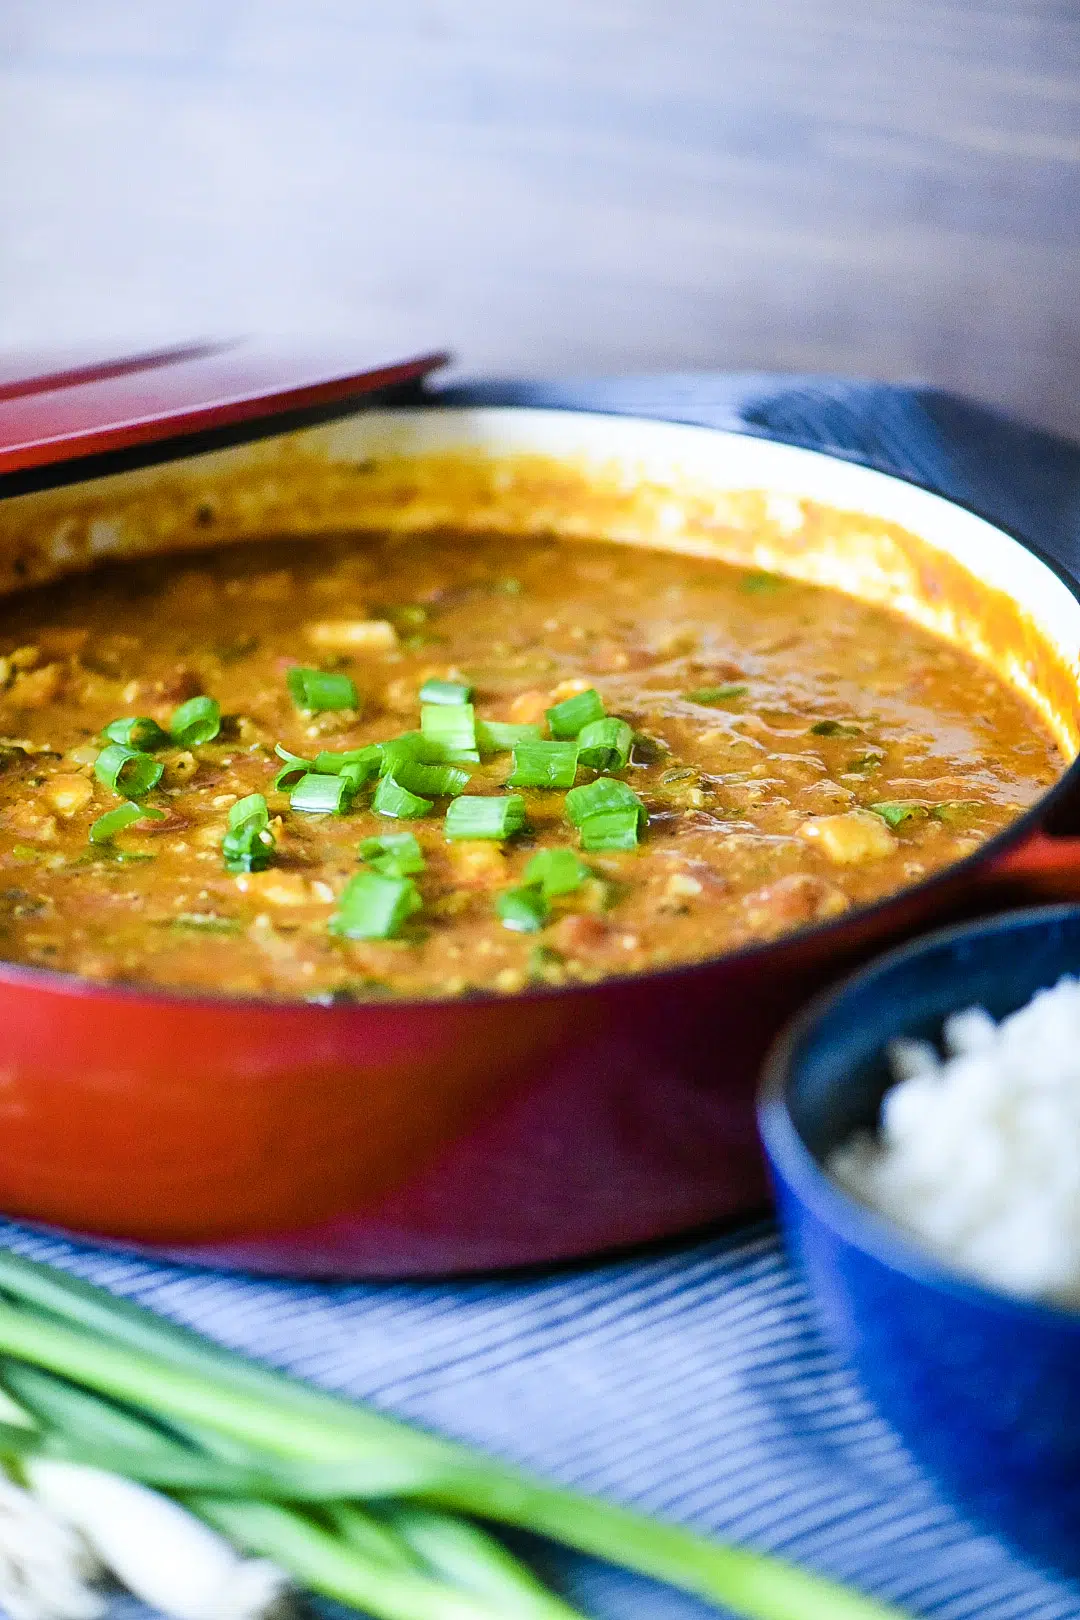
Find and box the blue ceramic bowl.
[758,903,1080,1574]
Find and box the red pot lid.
[0,338,450,479]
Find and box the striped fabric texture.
[3,375,1080,1618]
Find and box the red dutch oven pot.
[0,343,1078,1276]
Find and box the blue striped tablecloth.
[4,373,1080,1620]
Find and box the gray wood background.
[2,1,1079,434]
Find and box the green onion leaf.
[523,847,592,897]
[421,702,477,758]
[445,795,527,841]
[507,740,579,789]
[228,792,270,833]
[419,678,473,706]
[272,744,313,790]
[579,808,642,851]
[358,832,425,877]
[372,773,433,820]
[291,773,354,815]
[314,746,381,785]
[102,716,169,751]
[932,800,984,823]
[476,720,543,754]
[287,667,358,714]
[576,717,633,771]
[377,734,426,776]
[89,801,165,844]
[93,743,164,798]
[330,871,422,939]
[683,685,747,707]
[564,775,646,828]
[546,688,605,738]
[810,719,861,737]
[169,695,221,747]
[846,753,884,775]
[496,887,550,933]
[869,801,928,828]
[394,760,471,798]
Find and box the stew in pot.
[0,529,1060,999]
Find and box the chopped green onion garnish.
[372,773,433,819]
[810,720,861,737]
[576,717,633,772]
[272,745,313,790]
[222,792,275,872]
[932,800,983,823]
[579,808,642,850]
[314,745,380,776]
[89,801,165,844]
[476,720,543,754]
[444,795,527,841]
[377,734,426,776]
[847,753,883,775]
[329,871,422,940]
[683,685,747,707]
[286,667,358,714]
[170,695,221,747]
[546,688,605,738]
[496,886,550,933]
[358,832,425,877]
[420,702,477,758]
[418,679,473,706]
[394,760,471,798]
[102,717,169,751]
[869,801,928,828]
[94,743,164,798]
[523,847,591,897]
[507,740,579,789]
[564,775,646,828]
[228,793,270,832]
[290,773,354,815]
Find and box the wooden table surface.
[1,1,1078,435]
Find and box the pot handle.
[973,830,1080,906]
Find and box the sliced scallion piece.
[476,720,543,754]
[89,801,165,844]
[358,832,425,877]
[579,808,642,851]
[683,685,747,707]
[377,734,427,777]
[314,746,381,782]
[372,773,433,820]
[564,775,645,828]
[546,688,604,739]
[394,760,471,798]
[496,887,550,933]
[290,773,354,816]
[221,792,275,873]
[272,745,313,790]
[444,795,527,841]
[102,717,169,751]
[287,667,358,714]
[507,740,579,790]
[576,717,633,772]
[94,743,164,798]
[420,702,477,760]
[169,696,221,747]
[329,871,422,940]
[523,847,591,898]
[810,719,861,737]
[869,801,928,828]
[418,678,473,706]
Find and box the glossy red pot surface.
[0,383,1078,1275]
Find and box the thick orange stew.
[0,530,1059,998]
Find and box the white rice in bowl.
[827,976,1080,1307]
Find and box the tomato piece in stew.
[0,532,1060,999]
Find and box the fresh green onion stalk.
[0,1249,911,1620]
